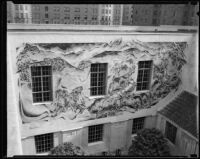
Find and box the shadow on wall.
[16,39,187,123]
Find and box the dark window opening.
[35,133,54,153]
[45,6,48,11]
[31,66,53,103]
[90,63,107,96]
[88,124,104,143]
[136,61,152,91]
[132,117,145,134]
[165,121,177,144]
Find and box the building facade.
[99,4,123,25]
[32,4,99,25]
[123,4,199,26]
[7,1,15,23]
[13,4,32,23]
[7,24,198,156]
[31,4,122,25]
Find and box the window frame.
[132,117,145,134]
[88,124,104,144]
[30,65,53,104]
[165,121,177,144]
[90,63,107,97]
[45,6,48,12]
[45,13,48,18]
[136,60,153,92]
[35,133,54,154]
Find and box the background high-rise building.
[122,4,199,26]
[32,4,99,25]
[31,4,122,25]
[7,2,199,26]
[99,4,123,25]
[7,1,15,23]
[13,4,32,23]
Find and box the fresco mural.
[16,40,187,124]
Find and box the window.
[25,5,28,10]
[153,10,158,16]
[15,4,19,10]
[88,124,104,143]
[35,133,54,153]
[31,66,53,103]
[136,61,152,91]
[65,14,70,19]
[75,8,80,12]
[173,11,176,17]
[74,15,80,20]
[132,117,145,134]
[165,121,177,144]
[45,6,48,11]
[20,5,23,10]
[90,63,107,96]
[64,7,70,12]
[45,14,48,18]
[152,19,157,25]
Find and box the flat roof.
[7,24,198,33]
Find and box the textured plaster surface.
[16,40,187,125]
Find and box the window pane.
[33,93,42,103]
[43,92,51,101]
[31,66,41,76]
[145,61,152,68]
[43,77,51,91]
[91,87,97,96]
[137,70,143,82]
[91,64,98,72]
[32,77,42,92]
[138,61,145,69]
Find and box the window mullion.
[141,69,144,88]
[97,65,99,95]
[41,67,44,101]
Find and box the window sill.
[36,152,49,155]
[32,102,52,105]
[88,141,104,146]
[135,90,150,94]
[131,134,137,139]
[89,95,106,100]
